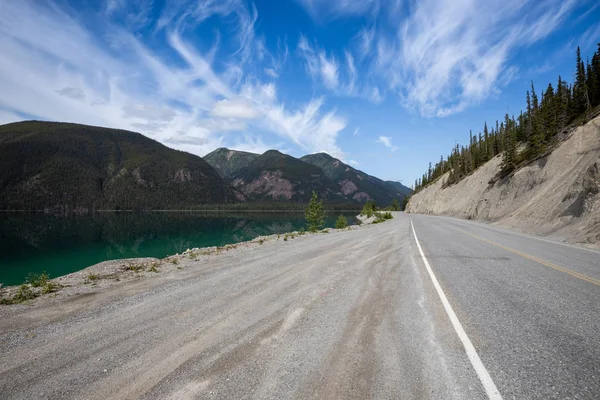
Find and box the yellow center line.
[455,228,600,287]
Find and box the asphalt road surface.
[1,213,598,399]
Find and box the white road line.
[410,219,503,400]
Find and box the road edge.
[410,219,503,400]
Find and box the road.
[0,213,599,399]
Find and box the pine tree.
[335,215,348,229]
[556,76,568,129]
[501,122,517,176]
[543,82,556,142]
[586,61,596,111]
[593,43,600,106]
[573,46,587,116]
[305,191,325,232]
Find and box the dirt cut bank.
[406,115,600,248]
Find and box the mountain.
[384,180,413,198]
[228,150,345,202]
[204,148,259,178]
[301,153,410,204]
[0,121,243,212]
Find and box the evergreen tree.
[573,46,587,116]
[390,198,400,211]
[586,61,596,111]
[305,191,325,232]
[501,123,517,175]
[335,215,348,229]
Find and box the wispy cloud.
[299,0,584,117]
[376,136,397,151]
[0,0,345,158]
[297,35,379,101]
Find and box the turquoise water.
[0,212,357,286]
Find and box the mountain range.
[0,121,410,211]
[204,148,411,204]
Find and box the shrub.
[26,272,49,288]
[361,200,377,217]
[42,282,60,294]
[373,211,394,224]
[335,215,348,229]
[8,284,39,303]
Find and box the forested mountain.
[384,180,413,198]
[228,150,346,202]
[0,121,243,212]
[204,148,259,178]
[301,152,411,204]
[414,42,600,192]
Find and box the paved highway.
[0,213,598,399]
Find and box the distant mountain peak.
[204,148,259,178]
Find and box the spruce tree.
[305,191,325,232]
[501,123,517,176]
[573,46,587,116]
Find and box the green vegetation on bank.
[414,42,600,192]
[0,272,61,304]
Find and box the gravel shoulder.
[0,213,483,400]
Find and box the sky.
[0,0,599,187]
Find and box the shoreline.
[0,209,362,213]
[0,220,368,307]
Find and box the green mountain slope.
[204,148,259,178]
[301,153,411,204]
[229,150,346,202]
[384,180,413,198]
[0,121,243,212]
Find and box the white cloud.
[212,99,258,119]
[0,0,345,159]
[298,36,379,101]
[353,127,360,136]
[264,68,278,78]
[319,53,339,89]
[297,0,380,20]
[376,136,397,151]
[300,0,582,117]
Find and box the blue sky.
[0,0,599,186]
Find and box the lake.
[0,211,358,286]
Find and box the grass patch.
[125,263,145,272]
[1,284,39,305]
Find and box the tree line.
[414,42,600,192]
